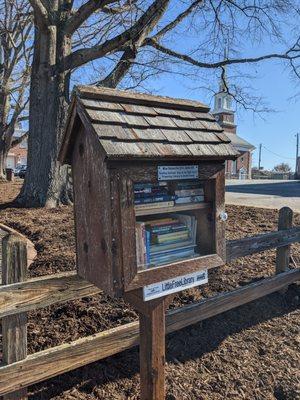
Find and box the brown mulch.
[0,180,299,400]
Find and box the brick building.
[6,127,28,169]
[212,79,255,179]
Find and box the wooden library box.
[59,86,238,299]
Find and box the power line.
[262,145,295,161]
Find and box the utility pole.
[296,133,299,178]
[258,143,262,170]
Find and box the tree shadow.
[29,284,300,399]
[226,181,300,197]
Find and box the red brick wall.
[226,151,252,176]
[10,144,27,165]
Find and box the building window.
[231,160,237,174]
[218,98,222,109]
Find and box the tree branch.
[28,0,49,28]
[11,131,28,148]
[98,46,137,87]
[146,38,300,69]
[65,0,117,35]
[152,0,204,41]
[64,0,170,71]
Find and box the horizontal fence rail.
[0,226,299,319]
[0,267,299,395]
[227,226,300,262]
[0,206,299,397]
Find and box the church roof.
[223,132,255,151]
[59,86,239,163]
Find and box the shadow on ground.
[30,285,300,399]
[226,181,300,197]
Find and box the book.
[135,190,169,198]
[175,188,204,197]
[152,231,189,244]
[135,222,147,267]
[134,195,176,205]
[151,223,186,234]
[134,182,167,190]
[135,200,174,210]
[150,240,195,255]
[175,195,204,204]
[150,251,199,265]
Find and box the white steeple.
[213,44,234,115]
[213,68,233,114]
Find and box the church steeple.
[213,68,233,114]
[213,44,234,115]
[212,49,237,134]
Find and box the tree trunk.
[17,25,71,208]
[0,137,9,180]
[0,150,7,180]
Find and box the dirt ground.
[0,180,299,400]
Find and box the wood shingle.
[59,85,238,163]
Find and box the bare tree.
[0,0,32,179]
[273,162,292,172]
[18,0,300,207]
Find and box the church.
[212,79,255,179]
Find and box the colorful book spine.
[134,190,169,198]
[175,188,204,197]
[135,200,174,210]
[175,195,204,204]
[146,230,151,266]
[151,223,186,234]
[134,195,176,205]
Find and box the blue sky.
[144,57,299,171]
[140,2,300,172]
[72,1,299,171]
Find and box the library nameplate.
[158,165,198,181]
[143,270,208,301]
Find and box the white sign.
[158,165,198,181]
[143,270,208,301]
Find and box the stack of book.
[134,180,205,212]
[134,182,175,211]
[174,181,204,204]
[136,215,198,268]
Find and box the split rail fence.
[0,207,299,398]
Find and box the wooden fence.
[0,207,299,398]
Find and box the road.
[225,179,300,212]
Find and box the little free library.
[59,85,238,399]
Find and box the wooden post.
[2,234,28,400]
[140,299,166,400]
[276,207,293,275]
[125,290,168,400]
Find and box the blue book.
[146,230,151,265]
[151,242,195,255]
[134,191,169,199]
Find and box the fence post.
[276,207,293,276]
[2,234,28,400]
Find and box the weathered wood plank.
[0,268,299,396]
[139,299,166,400]
[2,235,28,400]
[0,225,300,318]
[276,207,293,274]
[126,254,224,292]
[0,271,100,319]
[226,227,300,262]
[76,85,209,112]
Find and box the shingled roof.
[59,85,238,163]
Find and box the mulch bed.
[0,180,299,399]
